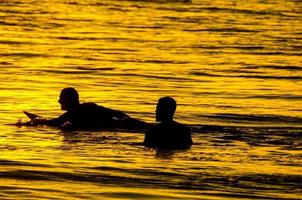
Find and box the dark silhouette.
[143,97,193,150]
[32,87,149,130]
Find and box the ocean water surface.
[0,0,301,199]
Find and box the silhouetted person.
[143,97,193,150]
[33,87,148,130]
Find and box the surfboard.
[23,111,42,120]
[9,111,43,126]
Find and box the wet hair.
[60,87,79,105]
[156,96,177,121]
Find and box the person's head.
[156,96,177,122]
[58,87,79,111]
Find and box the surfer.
[30,87,149,130]
[143,97,193,150]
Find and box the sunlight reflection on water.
[0,0,301,199]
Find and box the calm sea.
[0,0,301,199]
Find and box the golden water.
[0,0,301,199]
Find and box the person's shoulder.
[79,102,101,109]
[172,120,186,127]
[75,103,101,114]
[81,102,98,107]
[149,121,190,134]
[81,103,109,110]
[146,122,160,132]
[171,121,190,129]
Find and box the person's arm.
[31,112,69,127]
[44,118,64,127]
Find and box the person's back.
[37,87,130,129]
[144,120,192,149]
[58,102,125,129]
[143,97,192,150]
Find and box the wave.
[237,75,302,80]
[192,45,265,50]
[105,72,196,81]
[204,113,302,124]
[0,52,47,58]
[1,166,301,191]
[184,28,261,33]
[247,94,302,100]
[0,40,35,45]
[201,6,286,16]
[0,159,49,167]
[39,69,96,75]
[246,65,302,71]
[76,66,116,71]
[0,166,301,200]
[121,0,191,4]
[157,5,296,18]
[189,124,302,152]
[245,51,302,56]
[189,71,302,80]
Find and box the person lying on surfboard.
[26,87,149,130]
